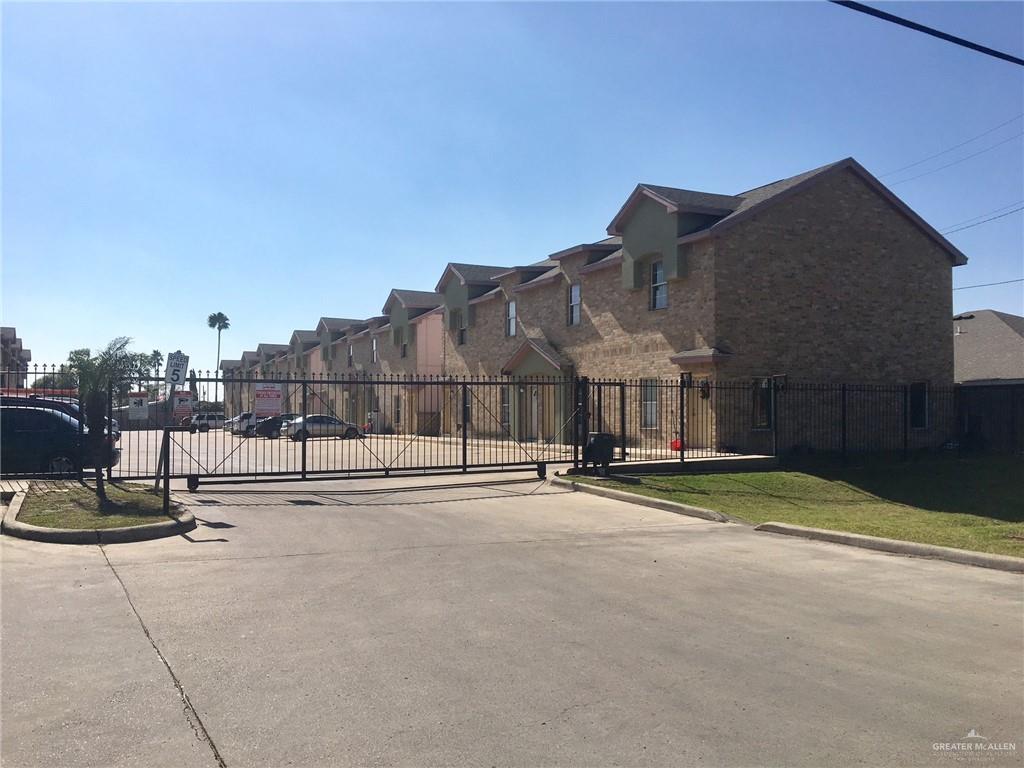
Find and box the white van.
[189,413,225,433]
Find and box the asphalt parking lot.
[2,474,1022,767]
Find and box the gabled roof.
[434,263,509,292]
[382,289,444,314]
[500,337,569,375]
[548,236,622,262]
[316,317,363,334]
[241,351,260,365]
[608,158,968,267]
[290,329,319,345]
[607,185,741,234]
[219,359,242,370]
[491,259,559,280]
[953,309,1024,384]
[256,343,289,359]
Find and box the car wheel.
[189,425,198,434]
[294,429,309,441]
[199,424,210,433]
[244,426,255,437]
[46,454,77,477]
[344,427,358,439]
[270,430,281,439]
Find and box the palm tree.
[207,312,230,406]
[150,350,163,378]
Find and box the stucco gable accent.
[500,338,567,375]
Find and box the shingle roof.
[383,289,444,313]
[638,184,742,213]
[317,317,363,333]
[434,262,509,292]
[611,158,966,266]
[291,330,319,343]
[953,309,1024,383]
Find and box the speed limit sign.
[165,350,189,387]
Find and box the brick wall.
[713,167,955,384]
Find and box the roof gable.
[607,184,741,235]
[435,263,508,292]
[382,289,444,314]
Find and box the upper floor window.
[650,260,667,310]
[371,337,378,363]
[505,300,517,337]
[567,283,581,326]
[451,309,466,346]
[347,344,353,367]
[395,327,407,358]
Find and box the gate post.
[619,383,627,462]
[572,378,580,470]
[678,374,686,464]
[770,378,778,457]
[579,377,590,469]
[902,384,909,461]
[162,428,171,514]
[106,378,114,482]
[841,383,848,462]
[461,382,469,472]
[301,381,308,479]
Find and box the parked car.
[0,406,120,477]
[229,412,259,437]
[0,395,121,441]
[254,416,285,438]
[279,412,301,427]
[285,414,364,441]
[189,413,225,433]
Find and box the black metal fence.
[2,365,1022,481]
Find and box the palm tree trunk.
[214,330,221,407]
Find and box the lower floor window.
[641,380,658,428]
[752,378,773,429]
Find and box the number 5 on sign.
[165,351,189,387]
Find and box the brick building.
[222,157,966,449]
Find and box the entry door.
[686,377,710,450]
[519,385,539,441]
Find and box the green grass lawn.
[18,482,180,530]
[576,457,1024,558]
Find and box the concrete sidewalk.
[3,476,1022,767]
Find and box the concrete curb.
[551,474,729,523]
[755,522,1024,574]
[1,491,196,545]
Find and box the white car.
[189,413,225,433]
[286,415,364,441]
[229,412,259,437]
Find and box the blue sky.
[3,1,1022,373]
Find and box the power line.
[942,206,1024,235]
[941,200,1024,230]
[880,115,1023,177]
[888,132,1024,185]
[953,278,1024,291]
[829,1,1024,66]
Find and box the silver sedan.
[286,414,364,441]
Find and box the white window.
[505,300,517,337]
[650,260,667,310]
[371,338,378,363]
[641,380,659,429]
[567,283,581,326]
[500,386,511,433]
[451,309,466,346]
[347,344,353,367]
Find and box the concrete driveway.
[2,474,1021,767]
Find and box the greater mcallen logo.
[933,729,1018,757]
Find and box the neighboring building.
[953,310,1024,385]
[1,327,31,389]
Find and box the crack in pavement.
[99,544,228,767]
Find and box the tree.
[72,337,137,501]
[150,350,163,378]
[207,312,230,406]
